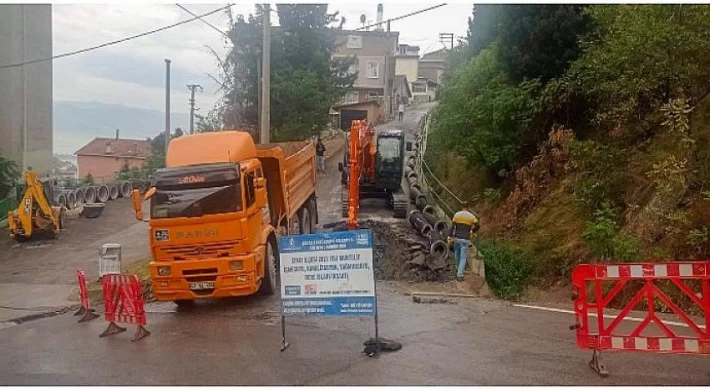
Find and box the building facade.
[0,4,53,177]
[395,44,419,95]
[333,30,399,118]
[418,48,448,85]
[75,134,151,184]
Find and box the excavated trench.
[361,220,456,283]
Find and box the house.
[395,44,420,95]
[75,130,151,183]
[391,74,412,105]
[332,29,399,122]
[411,77,439,104]
[419,48,448,85]
[333,100,384,131]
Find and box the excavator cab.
[375,130,406,192]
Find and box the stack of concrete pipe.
[49,180,137,217]
[403,149,453,267]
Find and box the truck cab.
[132,131,318,304]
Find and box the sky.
[52,2,472,115]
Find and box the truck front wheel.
[259,235,278,295]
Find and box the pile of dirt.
[362,219,456,283]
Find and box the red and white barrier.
[571,261,710,377]
[99,273,150,341]
[74,270,99,323]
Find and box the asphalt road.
[1,105,708,385]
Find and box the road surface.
[0,105,708,385]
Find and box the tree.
[144,128,184,175]
[0,156,20,198]
[214,4,356,141]
[195,108,224,133]
[497,5,593,83]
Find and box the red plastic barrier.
[74,270,99,322]
[99,274,150,341]
[571,262,710,376]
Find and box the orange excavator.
[338,120,409,229]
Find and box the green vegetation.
[427,5,710,299]
[477,238,533,300]
[0,156,20,198]
[202,4,355,141]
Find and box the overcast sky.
[52,3,472,114]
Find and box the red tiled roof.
[75,137,151,158]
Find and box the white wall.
[0,4,53,177]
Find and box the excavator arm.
[346,120,376,229]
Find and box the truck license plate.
[189,281,214,290]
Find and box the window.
[366,91,380,101]
[412,82,427,94]
[341,91,359,105]
[348,59,359,75]
[366,62,379,79]
[346,35,362,49]
[151,185,242,219]
[245,171,256,208]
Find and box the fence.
[571,261,710,377]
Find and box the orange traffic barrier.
[571,262,710,377]
[74,269,99,323]
[99,274,150,341]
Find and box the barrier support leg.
[78,308,99,323]
[100,322,127,337]
[589,349,609,378]
[132,325,151,342]
[74,306,86,316]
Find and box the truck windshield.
[151,184,242,219]
[378,137,401,164]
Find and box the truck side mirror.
[406,141,413,152]
[338,162,344,172]
[131,189,143,221]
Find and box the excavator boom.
[8,170,63,241]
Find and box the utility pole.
[260,4,271,144]
[164,59,171,160]
[383,20,392,120]
[187,84,203,134]
[439,32,454,51]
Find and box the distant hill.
[53,101,190,154]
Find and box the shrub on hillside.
[477,238,532,300]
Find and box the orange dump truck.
[131,131,318,304]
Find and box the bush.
[483,188,502,203]
[477,238,533,300]
[582,203,641,261]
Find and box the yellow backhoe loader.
[8,169,65,241]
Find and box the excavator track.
[392,189,408,219]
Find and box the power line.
[356,4,447,31]
[176,3,228,37]
[0,4,234,69]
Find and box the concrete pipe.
[422,205,438,225]
[406,161,416,170]
[411,183,422,192]
[404,166,413,177]
[96,185,110,203]
[434,221,450,237]
[409,187,427,210]
[108,184,119,200]
[74,187,85,205]
[429,239,450,261]
[406,170,418,180]
[409,210,433,237]
[82,203,105,219]
[55,193,67,209]
[119,181,132,198]
[83,186,97,204]
[66,191,77,209]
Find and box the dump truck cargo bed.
[256,141,316,227]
